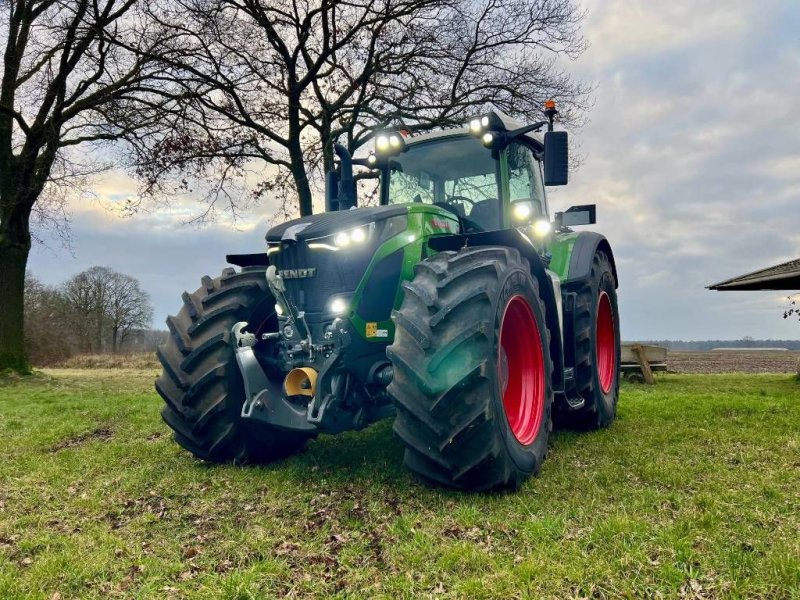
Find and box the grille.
[272,241,372,315]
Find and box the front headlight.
[309,222,376,250]
[328,296,349,315]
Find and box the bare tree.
[0,0,185,372]
[137,0,590,219]
[105,269,153,351]
[23,273,76,364]
[62,266,153,353]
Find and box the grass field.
[0,370,798,599]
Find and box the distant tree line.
[23,266,162,365]
[632,339,800,351]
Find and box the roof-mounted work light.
[466,105,554,151]
[373,131,406,156]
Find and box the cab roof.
[404,111,545,149]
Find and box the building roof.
[708,258,800,291]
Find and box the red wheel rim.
[498,295,545,445]
[596,291,616,394]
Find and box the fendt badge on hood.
[278,268,317,279]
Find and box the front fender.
[559,232,618,288]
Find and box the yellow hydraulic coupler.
[283,367,318,397]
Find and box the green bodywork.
[348,204,459,343]
[548,232,579,281]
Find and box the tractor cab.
[328,109,570,241]
[384,130,548,234]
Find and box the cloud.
[555,0,800,339]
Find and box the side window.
[507,143,546,216]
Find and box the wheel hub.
[498,295,545,446]
[595,291,616,394]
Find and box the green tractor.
[156,102,620,491]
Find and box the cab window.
[507,142,546,217]
[388,136,502,230]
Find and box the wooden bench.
[620,344,667,384]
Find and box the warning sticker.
[376,329,389,338]
[366,322,378,337]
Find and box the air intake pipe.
[334,143,356,210]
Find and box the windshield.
[387,136,501,230]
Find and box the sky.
[27,0,800,341]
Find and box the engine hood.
[265,205,408,243]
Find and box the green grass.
[0,371,798,599]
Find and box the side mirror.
[543,130,568,186]
[556,204,596,228]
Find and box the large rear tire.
[562,250,621,429]
[156,266,311,463]
[387,247,553,491]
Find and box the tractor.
[156,102,621,491]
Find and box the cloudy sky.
[28,0,800,341]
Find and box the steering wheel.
[447,195,476,208]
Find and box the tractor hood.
[265,205,407,243]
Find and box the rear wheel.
[156,266,311,463]
[562,251,620,429]
[387,247,553,491]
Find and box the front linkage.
[234,266,393,435]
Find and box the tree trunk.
[287,94,314,217]
[288,136,313,217]
[0,237,30,373]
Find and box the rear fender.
[428,230,565,393]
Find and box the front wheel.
[155,267,312,463]
[387,247,553,491]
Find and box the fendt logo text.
[278,268,317,279]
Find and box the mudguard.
[563,232,618,287]
[226,253,270,268]
[428,229,565,393]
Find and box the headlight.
[308,222,378,250]
[334,231,351,247]
[350,227,366,243]
[274,303,284,316]
[512,202,533,221]
[329,224,374,248]
[533,219,552,237]
[328,297,349,315]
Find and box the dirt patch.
[51,427,114,452]
[668,351,800,374]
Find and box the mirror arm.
[508,121,548,140]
